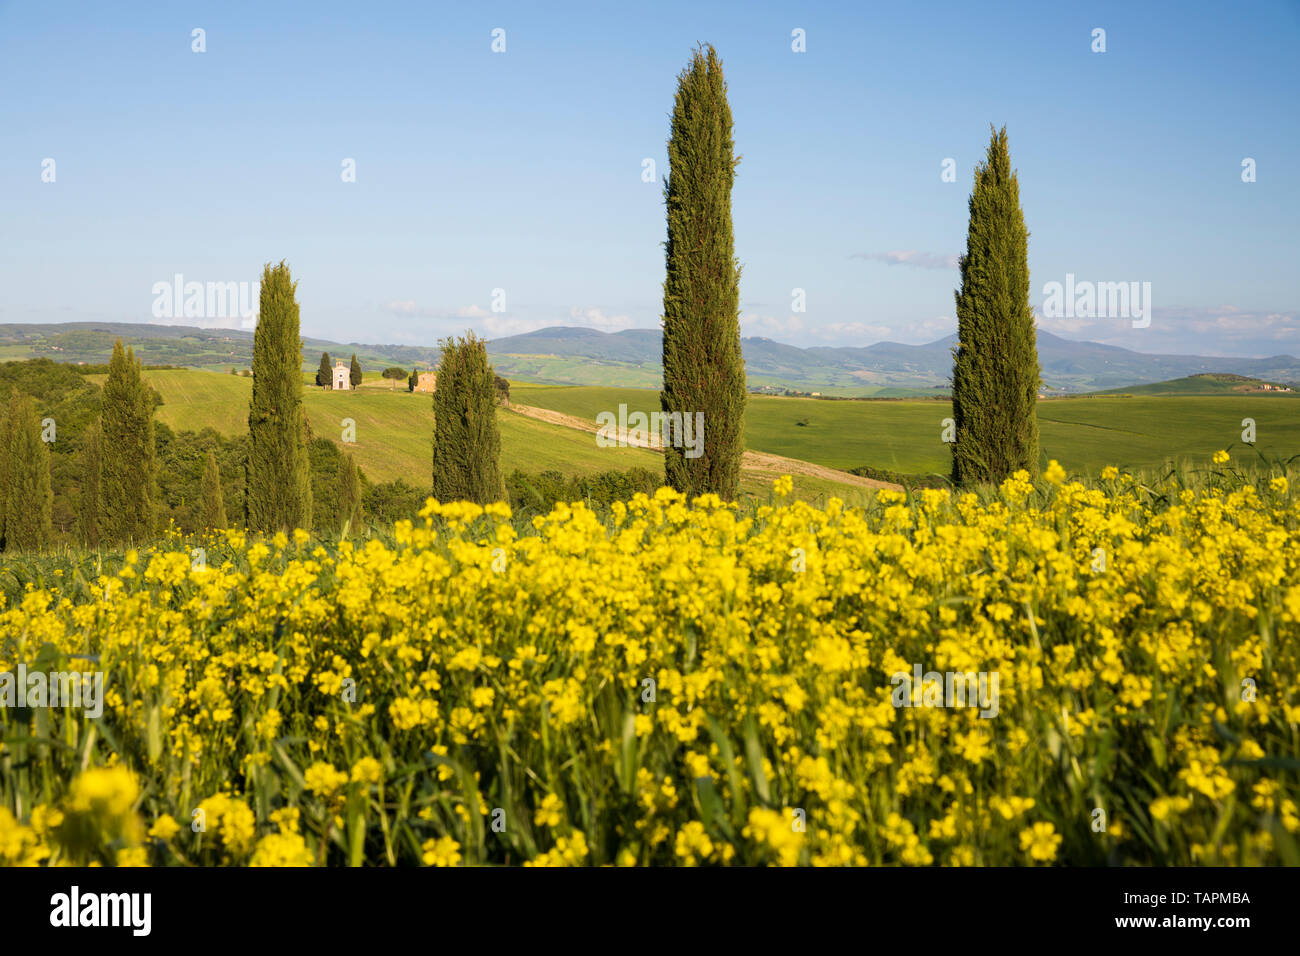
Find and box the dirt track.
[508,403,902,492]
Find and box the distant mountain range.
[484,326,1300,393]
[2,321,1298,394]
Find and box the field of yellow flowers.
[2,456,1298,867]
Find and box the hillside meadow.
[113,369,878,507]
[104,370,1300,496]
[511,384,1300,477]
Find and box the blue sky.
[1,0,1297,356]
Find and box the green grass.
[511,384,1300,477]
[104,370,660,485]
[489,354,662,388]
[116,370,880,504]
[112,370,1299,502]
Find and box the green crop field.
[97,370,1298,505]
[108,370,888,504]
[85,370,658,485]
[106,369,873,505]
[511,384,1300,476]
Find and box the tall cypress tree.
[79,420,102,548]
[337,452,362,534]
[349,354,362,389]
[247,261,313,533]
[199,450,228,530]
[431,333,503,503]
[0,389,13,547]
[3,393,54,552]
[101,339,158,545]
[661,44,746,500]
[950,126,1040,485]
[317,352,332,388]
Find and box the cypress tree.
[0,389,13,546]
[950,126,1040,485]
[246,261,314,533]
[349,354,362,388]
[101,339,158,545]
[431,333,504,503]
[79,420,102,548]
[199,450,228,530]
[3,393,54,552]
[317,352,332,388]
[308,437,343,533]
[337,452,362,534]
[661,44,746,500]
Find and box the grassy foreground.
[1,456,1298,866]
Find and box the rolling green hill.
[80,369,1299,505]
[108,370,879,505]
[511,384,1300,477]
[2,322,440,379]
[85,370,661,486]
[1093,373,1299,396]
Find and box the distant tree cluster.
[0,343,161,553]
[505,468,659,515]
[0,300,421,552]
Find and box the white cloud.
[741,313,805,336]
[385,300,438,318]
[381,301,637,336]
[851,251,959,270]
[567,306,635,330]
[814,321,896,342]
[479,316,556,337]
[889,315,957,342]
[1035,306,1300,357]
[741,314,956,346]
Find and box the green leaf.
[146,703,163,762]
[703,712,747,829]
[695,776,732,840]
[742,714,770,806]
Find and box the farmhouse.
[413,371,437,393]
[332,361,351,390]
